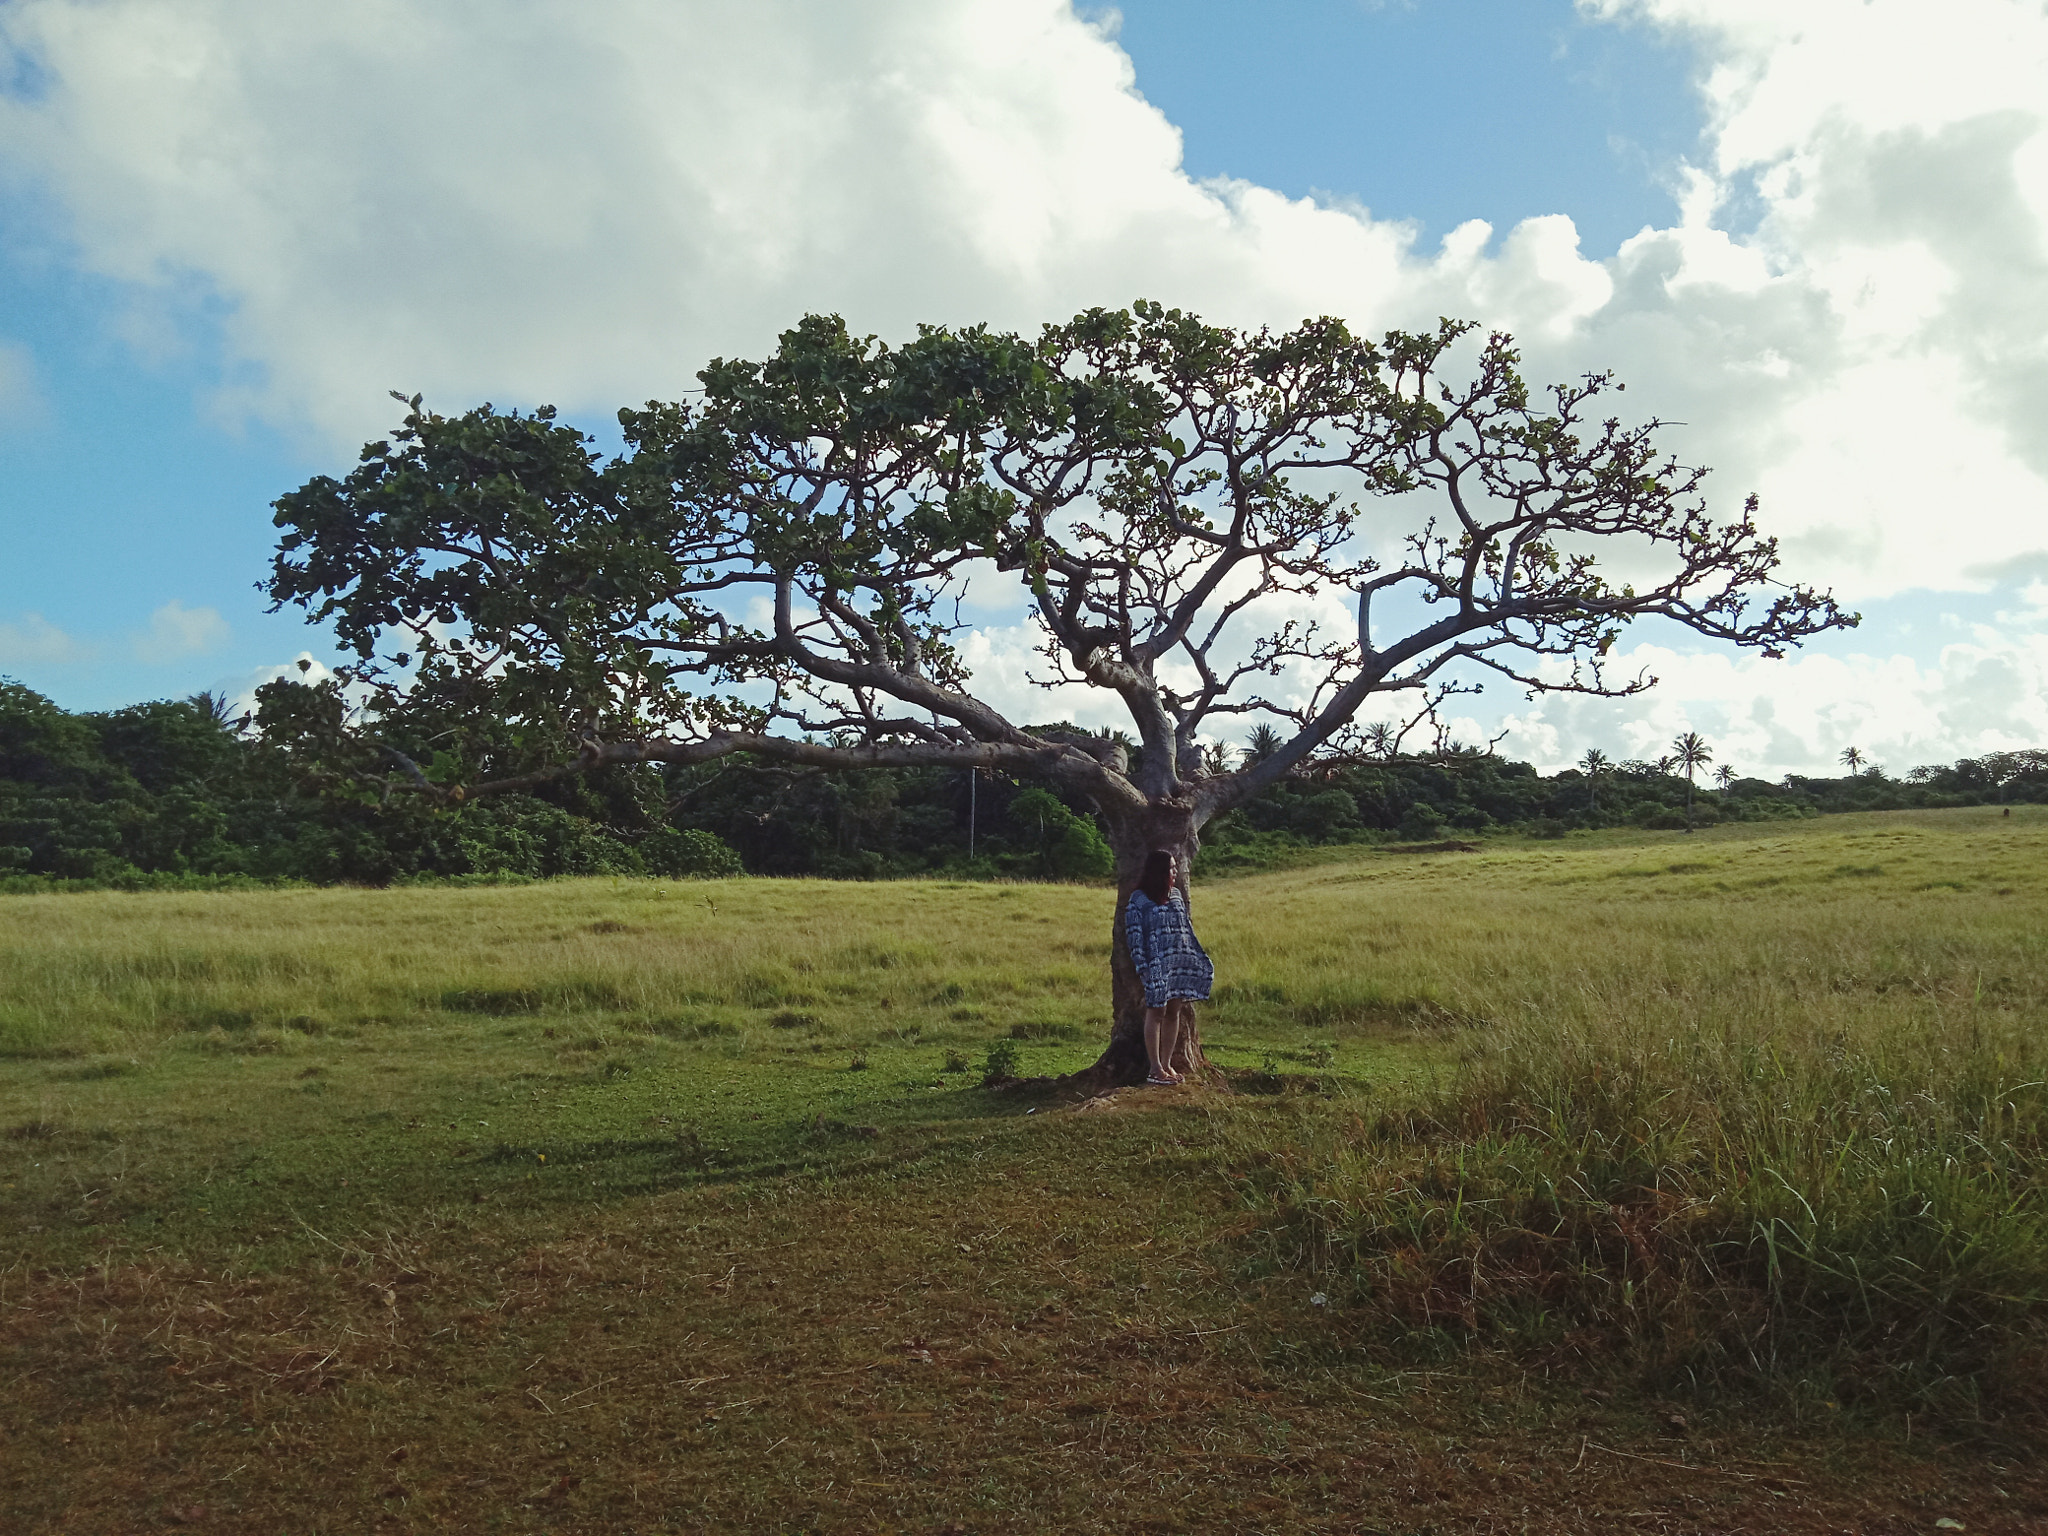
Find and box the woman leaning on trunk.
[1122,849,1214,1086]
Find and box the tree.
[1360,720,1399,759]
[1713,763,1736,791]
[1578,747,1610,813]
[1240,722,1285,767]
[1840,746,1866,774]
[1671,730,1713,831]
[264,302,1854,1086]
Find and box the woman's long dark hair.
[1138,849,1175,905]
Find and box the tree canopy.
[269,302,1850,824]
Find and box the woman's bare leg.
[1143,1005,1181,1082]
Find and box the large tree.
[266,302,1853,1085]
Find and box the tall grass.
[1233,1011,2047,1410]
[0,879,1116,1059]
[1216,808,2048,1412]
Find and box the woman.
[1122,849,1214,1086]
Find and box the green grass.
[4,806,2048,1532]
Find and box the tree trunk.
[1068,798,1212,1091]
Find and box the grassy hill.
[3,808,2045,1532]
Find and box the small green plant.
[941,1049,970,1074]
[847,1052,869,1072]
[982,1039,1021,1084]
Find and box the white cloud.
[1491,621,2048,780]
[1576,0,2048,588]
[0,610,87,668]
[0,0,1416,446]
[1,0,2046,758]
[134,599,229,660]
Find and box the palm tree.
[1713,763,1736,791]
[1670,731,1713,832]
[186,689,238,728]
[1241,722,1285,767]
[1840,746,1865,775]
[1361,720,1397,759]
[1578,748,1610,813]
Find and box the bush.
[641,827,745,879]
[1007,787,1114,880]
[1396,804,1446,841]
[982,1038,1022,1085]
[1288,789,1360,841]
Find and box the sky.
[1,0,2045,780]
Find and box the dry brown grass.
[7,1100,2045,1534]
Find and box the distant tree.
[1240,722,1285,766]
[1840,746,1866,774]
[189,690,240,730]
[1577,747,1609,813]
[1713,763,1736,791]
[1360,720,1398,759]
[1978,749,2048,802]
[1671,730,1713,831]
[264,302,1853,1087]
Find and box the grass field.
[4,807,2046,1532]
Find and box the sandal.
[1144,1072,1184,1087]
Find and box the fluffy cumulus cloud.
[1568,0,2048,597]
[0,0,1416,443]
[1,0,2044,772]
[1487,618,2048,778]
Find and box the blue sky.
[1107,0,1703,254]
[1,0,2045,776]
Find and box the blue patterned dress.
[1124,889,1214,1007]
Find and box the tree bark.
[1068,798,1213,1091]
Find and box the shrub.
[982,1038,1021,1085]
[1396,804,1446,841]
[1007,787,1114,881]
[640,827,744,879]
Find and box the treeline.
[3,678,2044,890]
